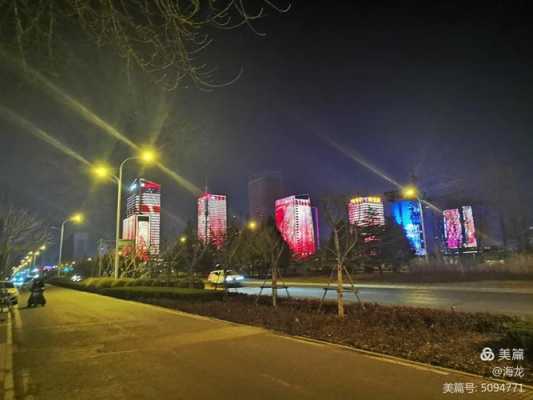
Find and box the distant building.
[275,194,317,259]
[248,172,283,221]
[198,193,227,248]
[348,196,385,227]
[73,232,90,260]
[122,178,161,257]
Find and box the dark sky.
[1,1,532,254]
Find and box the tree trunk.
[337,261,344,319]
[272,261,278,308]
[333,229,344,319]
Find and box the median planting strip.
[51,278,533,384]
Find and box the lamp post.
[58,213,84,276]
[93,149,157,280]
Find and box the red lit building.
[275,194,316,259]
[122,178,161,257]
[198,193,227,248]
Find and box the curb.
[1,310,15,400]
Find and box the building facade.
[275,194,317,259]
[348,196,385,227]
[122,178,161,257]
[197,193,227,248]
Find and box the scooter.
[27,287,46,308]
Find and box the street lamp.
[93,148,158,279]
[401,185,429,263]
[179,236,187,244]
[247,220,258,231]
[58,213,84,276]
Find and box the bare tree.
[1,0,290,90]
[0,205,52,276]
[251,221,289,307]
[322,196,359,319]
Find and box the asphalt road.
[7,286,530,399]
[234,284,533,317]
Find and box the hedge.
[49,278,220,302]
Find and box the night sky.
[1,2,532,255]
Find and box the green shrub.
[505,321,533,353]
[92,278,115,289]
[110,279,130,288]
[81,277,97,287]
[100,286,221,302]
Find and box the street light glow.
[92,164,112,179]
[40,245,46,251]
[139,148,157,163]
[247,220,258,230]
[179,236,187,244]
[70,213,84,223]
[402,185,418,199]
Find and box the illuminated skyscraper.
[122,178,161,256]
[348,196,385,227]
[275,194,316,259]
[248,172,283,221]
[198,193,227,248]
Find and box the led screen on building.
[392,200,426,256]
[275,195,316,259]
[462,206,478,248]
[443,209,462,249]
[442,206,478,251]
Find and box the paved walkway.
[6,286,530,399]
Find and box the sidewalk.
[243,279,533,295]
[0,310,14,400]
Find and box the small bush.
[92,278,115,289]
[99,286,221,302]
[505,321,533,354]
[110,279,130,288]
[81,278,97,287]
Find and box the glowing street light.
[247,220,258,231]
[179,236,187,244]
[39,245,46,251]
[401,185,419,199]
[92,164,113,180]
[139,148,157,163]
[70,213,84,223]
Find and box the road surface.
[4,286,529,399]
[234,284,533,317]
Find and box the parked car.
[207,269,245,287]
[0,281,19,305]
